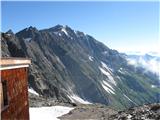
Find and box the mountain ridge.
[1,24,159,110]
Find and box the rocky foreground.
[59,104,117,120]
[110,103,160,120]
[29,93,160,120]
[59,103,160,120]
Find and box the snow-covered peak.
[25,26,37,32]
[6,29,14,34]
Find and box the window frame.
[1,80,9,111]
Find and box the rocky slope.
[59,103,160,120]
[1,25,160,109]
[110,103,160,120]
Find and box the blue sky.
[1,1,159,53]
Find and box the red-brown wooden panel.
[1,67,29,120]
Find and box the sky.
[1,1,159,53]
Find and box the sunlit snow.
[61,27,69,36]
[88,55,94,61]
[24,38,32,42]
[6,33,11,36]
[28,88,39,96]
[99,66,116,85]
[151,85,157,88]
[103,81,114,91]
[123,94,137,105]
[67,94,92,104]
[58,33,62,36]
[29,106,74,120]
[101,61,112,72]
[101,81,115,94]
[118,68,124,74]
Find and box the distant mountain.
[124,51,160,57]
[1,25,160,110]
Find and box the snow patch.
[99,66,116,85]
[88,55,94,61]
[103,81,114,91]
[101,81,115,94]
[24,37,32,42]
[102,51,108,55]
[123,94,136,104]
[29,106,74,120]
[151,85,157,88]
[28,88,39,96]
[61,27,69,36]
[118,68,125,74]
[6,33,11,36]
[55,56,65,68]
[58,33,62,36]
[67,94,92,104]
[101,61,112,72]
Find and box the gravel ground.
[59,104,117,120]
[59,103,160,120]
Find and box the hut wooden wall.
[1,67,29,120]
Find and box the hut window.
[2,80,8,107]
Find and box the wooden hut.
[0,57,31,120]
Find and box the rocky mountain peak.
[26,26,38,32]
[15,26,39,41]
[48,24,63,31]
[16,26,38,34]
[4,29,15,38]
[6,29,14,35]
[75,31,86,37]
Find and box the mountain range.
[1,25,159,110]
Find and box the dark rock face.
[1,25,160,109]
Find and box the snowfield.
[29,106,74,120]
